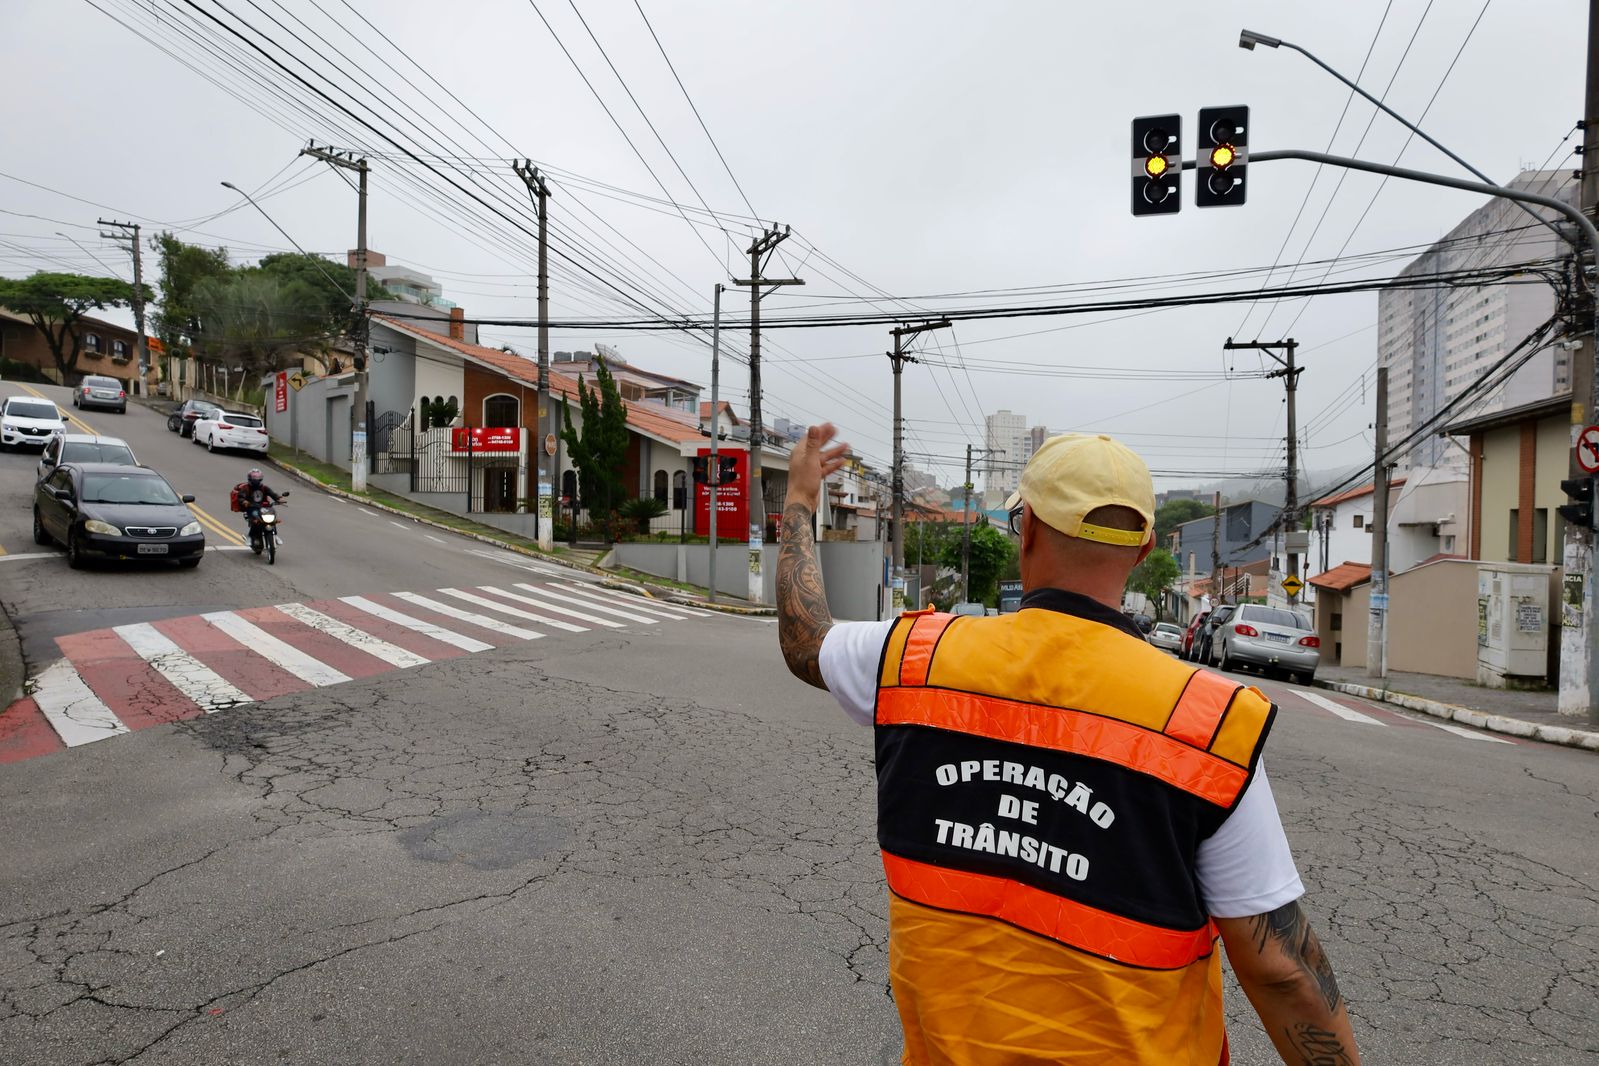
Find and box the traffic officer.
[775,424,1360,1065]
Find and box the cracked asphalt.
[2,612,1595,1064]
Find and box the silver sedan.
[1212,604,1320,683]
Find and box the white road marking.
[274,603,429,669]
[30,658,127,746]
[113,622,251,713]
[392,591,543,641]
[0,552,60,563]
[437,588,586,633]
[389,521,409,531]
[338,596,493,653]
[1423,720,1515,744]
[553,582,698,619]
[511,583,660,624]
[424,534,447,544]
[1294,690,1389,726]
[476,585,622,627]
[210,545,252,552]
[357,507,379,517]
[201,612,352,688]
[464,548,567,578]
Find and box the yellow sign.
[288,370,307,392]
[1281,574,1305,597]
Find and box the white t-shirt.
[818,618,1304,919]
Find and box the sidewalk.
[1315,664,1599,752]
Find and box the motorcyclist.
[237,468,288,547]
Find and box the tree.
[1155,498,1215,544]
[1128,547,1181,620]
[940,521,1016,607]
[0,272,142,382]
[560,358,629,538]
[151,231,231,351]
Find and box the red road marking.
[234,606,393,679]
[55,629,201,731]
[0,697,65,763]
[153,615,309,701]
[307,599,468,662]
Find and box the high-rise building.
[1378,170,1577,470]
[984,409,1028,501]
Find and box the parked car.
[33,462,204,569]
[192,410,268,454]
[71,375,127,413]
[1147,622,1185,653]
[0,396,66,450]
[37,433,137,482]
[1180,610,1209,661]
[950,602,987,617]
[1196,604,1238,666]
[1210,604,1320,684]
[168,399,221,438]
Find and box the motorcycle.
[245,492,289,564]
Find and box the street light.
[219,181,354,302]
[1237,29,1281,50]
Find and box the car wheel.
[207,437,216,453]
[66,530,85,570]
[31,508,50,546]
[168,416,179,432]
[1218,641,1232,672]
[179,556,201,569]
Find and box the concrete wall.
[1479,424,1520,562]
[265,373,358,468]
[1534,414,1569,563]
[611,540,886,621]
[1386,559,1480,679]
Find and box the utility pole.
[887,320,952,612]
[732,225,802,605]
[514,161,554,551]
[301,143,370,492]
[962,444,1004,604]
[708,284,723,604]
[1559,0,1599,721]
[1368,366,1390,679]
[97,220,147,398]
[1210,490,1222,608]
[1224,337,1303,605]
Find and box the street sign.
[1578,424,1599,474]
[287,370,306,392]
[544,432,558,457]
[1280,574,1305,597]
[274,371,288,413]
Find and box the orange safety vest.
[874,589,1275,1066]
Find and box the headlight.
[179,521,202,537]
[83,520,122,536]
[261,513,276,524]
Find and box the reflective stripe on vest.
[1164,670,1243,751]
[899,611,955,687]
[882,852,1217,970]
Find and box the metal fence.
[370,407,526,514]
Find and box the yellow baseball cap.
[1004,433,1156,547]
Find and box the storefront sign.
[274,371,288,413]
[695,447,748,540]
[451,426,521,453]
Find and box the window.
[561,469,577,502]
[1353,514,1364,529]
[111,339,130,361]
[672,470,687,510]
[418,396,432,430]
[1532,508,1548,566]
[84,333,103,354]
[483,393,519,427]
[652,469,668,503]
[1508,509,1519,562]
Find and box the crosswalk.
[1288,689,1516,744]
[0,581,707,763]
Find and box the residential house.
[1446,392,1575,566]
[0,308,151,388]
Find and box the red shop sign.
[451,426,522,453]
[274,371,288,413]
[694,447,748,541]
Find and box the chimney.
[449,306,464,341]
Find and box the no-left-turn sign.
[1578,424,1599,474]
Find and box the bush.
[618,496,668,533]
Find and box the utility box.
[1476,562,1555,688]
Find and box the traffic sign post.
[1578,424,1599,474]
[1280,574,1305,599]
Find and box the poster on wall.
[695,448,748,541]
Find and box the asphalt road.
[0,386,1594,1064]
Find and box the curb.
[264,455,769,619]
[1314,678,1599,752]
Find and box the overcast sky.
[1,0,1588,493]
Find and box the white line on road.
[357,507,379,518]
[338,596,492,653]
[113,622,252,713]
[1294,690,1388,726]
[476,585,622,627]
[274,602,430,669]
[389,521,410,531]
[1423,720,1516,744]
[553,583,698,619]
[437,588,587,633]
[0,545,250,563]
[424,534,447,544]
[30,658,127,746]
[392,591,543,641]
[463,548,567,578]
[201,612,352,687]
[511,583,660,624]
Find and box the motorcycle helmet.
[246,468,265,487]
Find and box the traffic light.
[691,456,708,484]
[1131,114,1181,216]
[1559,475,1598,531]
[1196,106,1248,207]
[718,455,738,485]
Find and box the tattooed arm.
[777,423,850,689]
[1217,901,1362,1065]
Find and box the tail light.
[217,422,233,430]
[1298,636,1321,648]
[256,428,267,435]
[82,387,91,395]
[117,390,126,398]
[1234,624,1259,637]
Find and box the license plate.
[1266,632,1291,643]
[136,544,169,555]
[93,391,115,398]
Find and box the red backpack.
[230,483,248,512]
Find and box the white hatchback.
[1,396,66,450]
[193,410,269,454]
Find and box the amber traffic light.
[1131,115,1181,216]
[1197,106,1248,207]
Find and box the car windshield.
[190,402,220,415]
[62,443,134,465]
[7,401,60,421]
[1155,624,1182,635]
[81,473,181,506]
[84,377,119,388]
[1241,606,1311,630]
[225,414,262,428]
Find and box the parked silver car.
[1212,604,1320,683]
[1147,622,1185,653]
